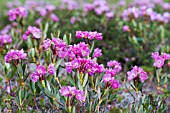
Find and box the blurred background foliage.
[0,0,170,73]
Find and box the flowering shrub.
[0,0,170,112]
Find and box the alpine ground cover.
[0,0,170,112]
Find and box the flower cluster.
[122,6,170,23]
[8,7,28,21]
[30,64,56,82]
[42,37,67,58]
[151,52,170,68]
[102,74,120,89]
[60,86,85,102]
[65,58,104,76]
[0,34,12,47]
[67,42,90,60]
[22,26,42,40]
[83,0,114,19]
[93,48,102,58]
[127,66,148,82]
[102,60,122,89]
[4,49,27,63]
[76,31,103,40]
[60,0,79,10]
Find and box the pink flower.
[66,42,90,60]
[50,13,60,22]
[93,48,102,58]
[111,79,120,89]
[22,26,42,40]
[8,9,17,21]
[30,72,39,82]
[65,58,104,75]
[45,4,56,12]
[0,34,12,46]
[65,62,73,73]
[107,60,122,74]
[75,31,103,40]
[60,86,73,96]
[15,7,28,17]
[60,86,85,102]
[74,90,85,102]
[151,52,170,68]
[35,18,42,26]
[102,74,112,83]
[161,53,170,60]
[28,26,42,39]
[122,25,129,32]
[42,39,52,49]
[105,11,114,18]
[8,7,27,21]
[153,56,165,68]
[48,64,56,75]
[105,68,117,77]
[139,72,148,82]
[151,52,159,59]
[127,69,138,80]
[36,65,46,75]
[127,66,148,82]
[70,16,76,24]
[4,49,27,63]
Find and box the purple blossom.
[48,64,56,75]
[139,72,148,82]
[35,18,42,26]
[107,60,122,74]
[161,53,170,60]
[45,4,56,12]
[8,7,28,21]
[75,31,103,40]
[83,3,94,12]
[22,26,42,40]
[60,86,85,102]
[103,74,112,83]
[127,69,138,80]
[127,66,148,82]
[36,65,46,75]
[70,16,76,24]
[151,52,170,68]
[151,52,159,59]
[60,86,73,96]
[65,58,104,75]
[0,34,12,47]
[153,56,165,68]
[52,37,66,49]
[30,72,39,82]
[67,42,90,60]
[4,49,27,63]
[42,39,52,49]
[105,12,114,19]
[74,90,85,102]
[50,13,59,22]
[28,26,42,39]
[60,0,79,10]
[111,79,120,89]
[122,25,130,32]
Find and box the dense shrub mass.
[0,0,170,112]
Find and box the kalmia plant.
[0,0,170,112]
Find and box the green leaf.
[55,59,63,70]
[90,41,95,53]
[63,33,72,45]
[72,106,76,113]
[83,73,88,87]
[69,76,76,86]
